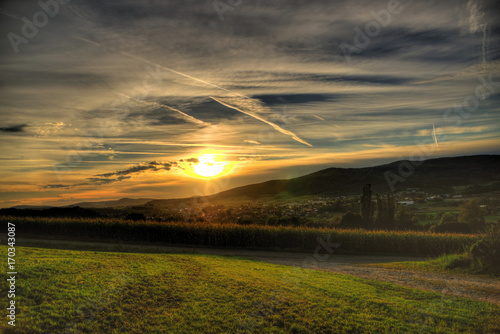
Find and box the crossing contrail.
[210,96,313,147]
[119,94,210,127]
[162,105,210,127]
[72,35,313,146]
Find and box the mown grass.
[365,254,475,274]
[1,246,499,333]
[368,253,500,278]
[1,216,480,257]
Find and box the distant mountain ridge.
[8,155,500,209]
[66,198,155,208]
[149,155,500,206]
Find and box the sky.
[0,0,499,208]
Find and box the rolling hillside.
[149,155,500,206]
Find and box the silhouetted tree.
[375,193,385,227]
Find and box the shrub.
[458,199,485,225]
[443,254,471,270]
[469,224,500,274]
[439,213,458,225]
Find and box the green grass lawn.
[366,253,500,277]
[364,255,473,274]
[1,246,499,334]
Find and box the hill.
[149,155,500,206]
[65,198,155,208]
[6,155,499,210]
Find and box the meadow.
[2,216,481,257]
[1,246,499,334]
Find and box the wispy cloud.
[244,140,261,145]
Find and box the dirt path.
[247,254,500,305]
[6,235,500,305]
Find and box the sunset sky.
[1,0,499,208]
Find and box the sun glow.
[193,154,227,178]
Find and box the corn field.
[1,216,480,256]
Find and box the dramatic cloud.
[0,124,27,132]
[96,161,178,178]
[0,0,499,206]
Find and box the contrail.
[71,35,314,146]
[210,96,313,147]
[162,105,209,127]
[0,8,22,20]
[244,140,261,145]
[312,114,341,128]
[432,123,438,148]
[119,95,209,126]
[2,8,313,147]
[74,35,237,95]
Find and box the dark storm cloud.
[85,176,132,185]
[88,158,198,184]
[0,124,27,132]
[180,158,199,163]
[96,160,177,178]
[45,175,134,189]
[44,184,69,189]
[236,70,413,87]
[340,25,499,64]
[252,94,336,105]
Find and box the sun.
[193,154,227,178]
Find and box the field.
[412,200,500,225]
[1,246,499,334]
[2,216,481,257]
